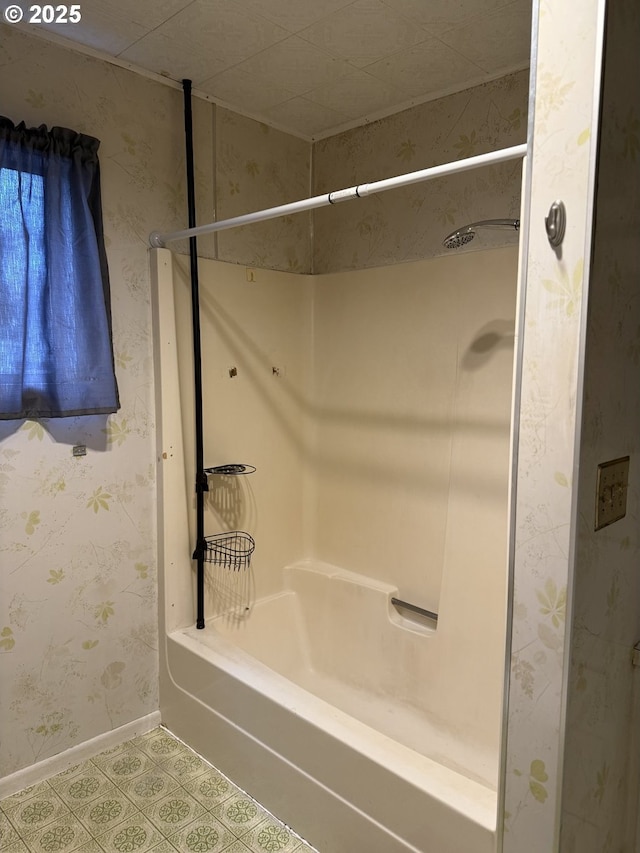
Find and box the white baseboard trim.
[0,711,161,800]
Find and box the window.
[0,116,119,419]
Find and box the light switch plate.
[595,456,630,530]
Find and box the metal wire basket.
[204,464,256,476]
[203,531,255,570]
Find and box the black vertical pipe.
[183,79,207,629]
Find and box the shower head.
[443,229,475,249]
[443,218,520,250]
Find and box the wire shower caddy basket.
[204,531,255,570]
[204,463,256,476]
[201,463,256,570]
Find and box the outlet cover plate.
[595,456,630,531]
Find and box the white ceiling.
[16,0,532,140]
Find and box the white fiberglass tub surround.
[165,563,497,853]
[208,560,495,789]
[152,249,517,853]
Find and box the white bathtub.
[160,561,497,853]
[212,560,496,789]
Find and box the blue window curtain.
[0,116,119,419]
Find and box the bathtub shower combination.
[150,81,523,850]
[152,227,519,851]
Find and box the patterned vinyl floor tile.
[241,819,304,853]
[72,787,139,836]
[0,727,319,853]
[211,792,270,835]
[181,771,233,810]
[22,814,93,853]
[117,769,180,811]
[53,769,118,809]
[93,812,166,852]
[166,813,236,852]
[3,790,70,837]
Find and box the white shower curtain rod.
[148,142,527,248]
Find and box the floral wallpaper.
[0,24,310,778]
[312,69,528,273]
[559,0,640,849]
[499,0,640,851]
[214,109,311,273]
[501,0,597,841]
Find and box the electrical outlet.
[595,456,629,530]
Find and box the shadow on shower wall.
[0,414,110,449]
[206,472,253,530]
[202,473,258,618]
[171,245,517,617]
[462,320,516,370]
[174,259,515,496]
[204,559,256,621]
[172,255,312,612]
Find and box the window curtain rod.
[149,143,527,248]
